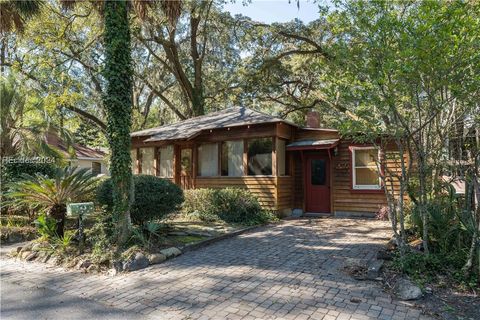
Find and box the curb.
[181,224,262,253]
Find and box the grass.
[169,235,207,244]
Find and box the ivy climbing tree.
[103,0,134,246]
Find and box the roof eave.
[286,140,339,151]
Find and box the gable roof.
[132,107,297,142]
[45,133,106,160]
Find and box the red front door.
[305,154,331,213]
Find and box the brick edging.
[180,223,273,253]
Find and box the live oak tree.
[324,0,480,265]
[88,0,182,246]
[1,0,181,247]
[134,0,244,119]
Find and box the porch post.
[192,143,197,188]
[173,145,181,186]
[272,136,277,176]
[136,148,142,174]
[243,139,248,176]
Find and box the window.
[221,140,243,177]
[277,139,286,176]
[311,159,326,185]
[198,143,218,176]
[91,162,102,176]
[181,148,192,176]
[248,138,272,175]
[352,147,381,190]
[131,149,138,174]
[140,147,155,175]
[158,146,173,178]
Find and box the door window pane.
[140,147,155,175]
[247,138,272,175]
[158,146,173,178]
[311,159,326,185]
[221,140,243,176]
[198,143,218,176]
[355,149,378,166]
[355,168,379,185]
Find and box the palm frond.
[0,0,43,33]
[159,0,182,26]
[5,166,97,214]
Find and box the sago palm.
[7,167,97,237]
[0,0,43,33]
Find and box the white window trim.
[351,146,382,190]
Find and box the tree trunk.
[191,87,205,116]
[49,204,66,238]
[103,0,133,247]
[417,151,430,254]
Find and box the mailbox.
[66,202,94,217]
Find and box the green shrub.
[1,160,57,215]
[182,188,276,225]
[1,160,56,185]
[7,167,97,237]
[96,175,183,225]
[34,213,57,239]
[392,250,478,289]
[407,187,470,254]
[85,213,116,262]
[182,188,220,222]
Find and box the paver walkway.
[1,218,431,320]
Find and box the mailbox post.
[67,202,94,252]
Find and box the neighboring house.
[131,107,403,217]
[45,133,108,176]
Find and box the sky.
[222,0,323,24]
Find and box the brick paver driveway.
[1,218,430,320]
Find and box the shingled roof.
[132,107,297,142]
[45,133,106,159]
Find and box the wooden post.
[137,148,141,174]
[289,150,294,176]
[301,150,306,212]
[272,136,277,176]
[154,147,159,176]
[192,144,198,187]
[243,139,248,176]
[217,142,222,176]
[173,145,181,185]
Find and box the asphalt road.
[0,281,143,320]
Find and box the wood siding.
[292,151,304,209]
[132,120,406,216]
[277,176,294,211]
[195,176,293,211]
[294,129,340,141]
[331,140,404,214]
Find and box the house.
[45,133,108,176]
[131,107,403,217]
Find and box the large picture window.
[198,143,218,176]
[352,147,381,190]
[221,140,243,177]
[247,138,272,175]
[140,147,155,175]
[158,145,173,178]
